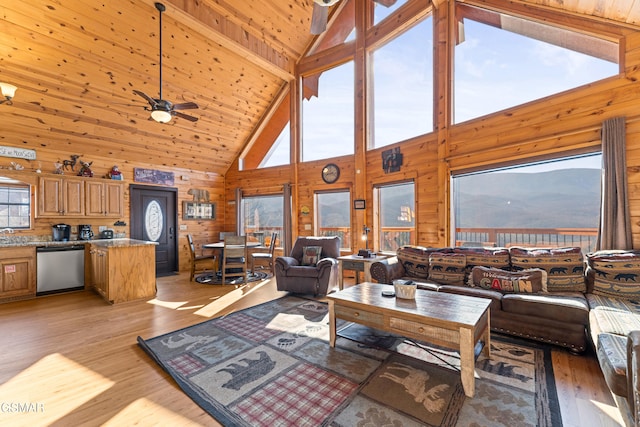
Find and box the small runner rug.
[137,296,562,427]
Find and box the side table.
[337,254,388,290]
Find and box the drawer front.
[342,261,364,271]
[389,317,460,345]
[335,305,383,327]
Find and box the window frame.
[314,189,352,251]
[373,180,416,252]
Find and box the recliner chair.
[274,236,340,296]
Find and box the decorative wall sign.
[353,199,366,210]
[0,146,36,160]
[183,201,216,220]
[187,188,210,202]
[134,168,175,185]
[382,147,403,174]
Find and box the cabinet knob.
[418,327,425,333]
[354,312,359,317]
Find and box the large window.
[0,183,30,229]
[375,182,415,252]
[302,61,355,162]
[451,154,601,251]
[454,4,619,123]
[241,195,283,246]
[315,191,351,250]
[370,16,433,148]
[260,122,290,168]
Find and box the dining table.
[203,240,262,277]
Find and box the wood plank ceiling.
[0,0,638,176]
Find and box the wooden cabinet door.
[104,182,124,217]
[90,246,109,300]
[64,178,85,216]
[0,248,35,300]
[38,176,64,216]
[85,181,106,216]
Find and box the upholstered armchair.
[274,236,340,296]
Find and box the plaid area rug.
[137,296,562,427]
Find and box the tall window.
[375,182,415,251]
[260,122,290,168]
[370,16,433,148]
[241,195,283,246]
[451,154,601,251]
[315,191,351,250]
[0,184,30,228]
[302,61,355,162]
[454,4,619,123]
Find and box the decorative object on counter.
[393,279,417,299]
[77,160,93,177]
[187,188,210,202]
[62,154,80,171]
[114,220,127,226]
[53,162,64,174]
[183,201,215,220]
[106,165,123,180]
[134,167,174,185]
[9,161,24,170]
[0,82,17,105]
[0,145,35,160]
[382,146,402,173]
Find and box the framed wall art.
[183,201,216,220]
[353,199,366,210]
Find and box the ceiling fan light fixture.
[313,0,340,6]
[0,82,17,105]
[151,109,172,123]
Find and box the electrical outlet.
[304,224,312,230]
[99,226,107,232]
[179,224,187,231]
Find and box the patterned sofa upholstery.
[372,245,640,425]
[370,245,590,352]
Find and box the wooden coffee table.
[327,282,491,398]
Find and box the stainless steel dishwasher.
[36,245,85,295]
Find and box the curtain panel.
[597,116,633,250]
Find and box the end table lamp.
[358,225,373,258]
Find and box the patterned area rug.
[195,270,271,285]
[137,296,562,427]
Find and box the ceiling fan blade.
[374,0,397,6]
[174,111,199,122]
[133,90,157,107]
[173,101,199,110]
[310,3,328,35]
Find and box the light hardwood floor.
[0,272,628,426]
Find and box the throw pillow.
[509,246,585,292]
[301,246,323,266]
[454,247,511,283]
[428,253,466,286]
[396,246,450,279]
[587,250,640,301]
[468,266,548,293]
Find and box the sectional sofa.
[369,245,640,424]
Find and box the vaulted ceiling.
[0,0,638,176]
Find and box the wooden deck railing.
[455,227,598,252]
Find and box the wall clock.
[322,163,340,184]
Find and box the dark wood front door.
[130,185,178,276]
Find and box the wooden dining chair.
[187,234,216,281]
[221,235,248,285]
[250,232,278,274]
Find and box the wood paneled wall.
[225,2,640,252]
[0,150,223,273]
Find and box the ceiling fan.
[133,2,198,123]
[311,0,397,35]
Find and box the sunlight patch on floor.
[102,397,206,426]
[0,353,114,426]
[146,298,190,309]
[193,279,272,318]
[586,398,625,426]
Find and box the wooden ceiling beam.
[165,0,295,81]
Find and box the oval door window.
[145,200,163,242]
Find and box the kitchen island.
[86,239,157,304]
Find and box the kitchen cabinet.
[85,181,124,217]
[87,240,156,304]
[38,176,85,217]
[0,247,36,302]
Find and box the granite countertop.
[0,238,157,248]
